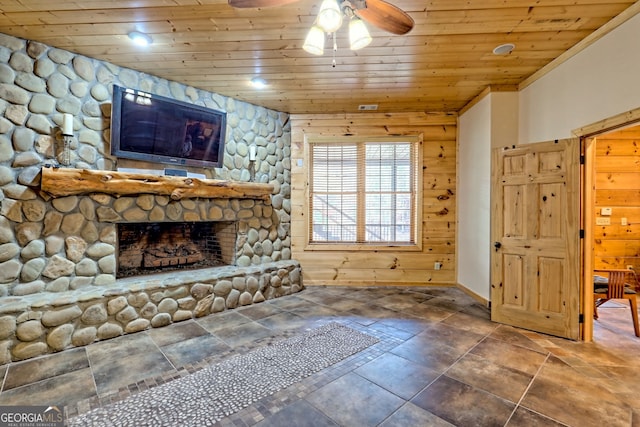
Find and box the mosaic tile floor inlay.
[68,323,379,426]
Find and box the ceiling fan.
[228,0,414,36]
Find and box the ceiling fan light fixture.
[128,31,152,47]
[349,18,372,50]
[303,25,326,55]
[317,0,343,33]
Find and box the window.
[308,137,421,249]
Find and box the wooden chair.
[593,269,639,337]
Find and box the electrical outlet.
[621,217,628,226]
[600,207,612,216]
[434,262,442,270]
[595,217,610,226]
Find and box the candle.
[62,114,73,136]
[249,145,256,161]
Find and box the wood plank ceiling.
[0,0,637,114]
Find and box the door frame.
[572,107,640,341]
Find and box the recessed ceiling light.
[493,43,515,55]
[251,77,267,89]
[128,31,153,47]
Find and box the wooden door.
[491,139,581,339]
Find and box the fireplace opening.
[116,221,236,278]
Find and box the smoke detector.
[493,43,515,55]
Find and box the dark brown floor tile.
[488,324,550,354]
[256,311,315,333]
[289,303,341,318]
[422,294,478,312]
[379,402,454,427]
[506,406,567,426]
[390,336,466,373]
[158,334,231,367]
[368,321,417,341]
[446,352,533,403]
[3,347,88,390]
[266,295,313,310]
[306,372,404,426]
[296,293,346,307]
[374,316,434,336]
[196,309,252,333]
[471,337,548,376]
[419,322,485,353]
[374,293,432,311]
[0,368,95,407]
[346,304,400,320]
[402,303,456,322]
[147,319,209,347]
[212,321,274,348]
[237,302,284,320]
[354,353,439,400]
[442,311,500,335]
[411,375,515,427]
[521,367,632,427]
[91,348,174,396]
[254,399,339,427]
[84,332,158,363]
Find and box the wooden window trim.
[304,134,423,252]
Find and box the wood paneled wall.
[593,127,640,270]
[290,112,457,286]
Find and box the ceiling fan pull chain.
[332,33,337,67]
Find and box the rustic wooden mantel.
[40,167,274,200]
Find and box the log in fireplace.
[117,221,237,277]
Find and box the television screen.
[110,85,227,169]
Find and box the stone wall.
[0,33,299,363]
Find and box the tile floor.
[0,286,638,426]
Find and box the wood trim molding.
[572,107,640,137]
[40,167,274,200]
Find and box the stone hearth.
[0,170,301,364]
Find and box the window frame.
[304,134,423,252]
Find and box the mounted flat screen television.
[110,85,227,169]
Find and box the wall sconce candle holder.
[60,113,74,166]
[249,145,257,182]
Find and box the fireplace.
[117,221,237,277]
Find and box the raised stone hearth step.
[0,260,302,364]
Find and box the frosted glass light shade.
[303,26,325,55]
[317,0,343,33]
[349,18,372,50]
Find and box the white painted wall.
[457,96,491,301]
[519,12,640,143]
[458,13,640,301]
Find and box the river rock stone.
[12,341,47,361]
[97,323,123,340]
[42,254,75,279]
[107,296,128,315]
[0,243,20,262]
[0,259,21,283]
[41,306,82,327]
[47,324,74,351]
[16,320,43,342]
[72,327,97,346]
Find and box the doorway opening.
[577,109,640,342]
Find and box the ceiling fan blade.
[228,0,299,8]
[356,0,414,35]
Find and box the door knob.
[494,242,502,250]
